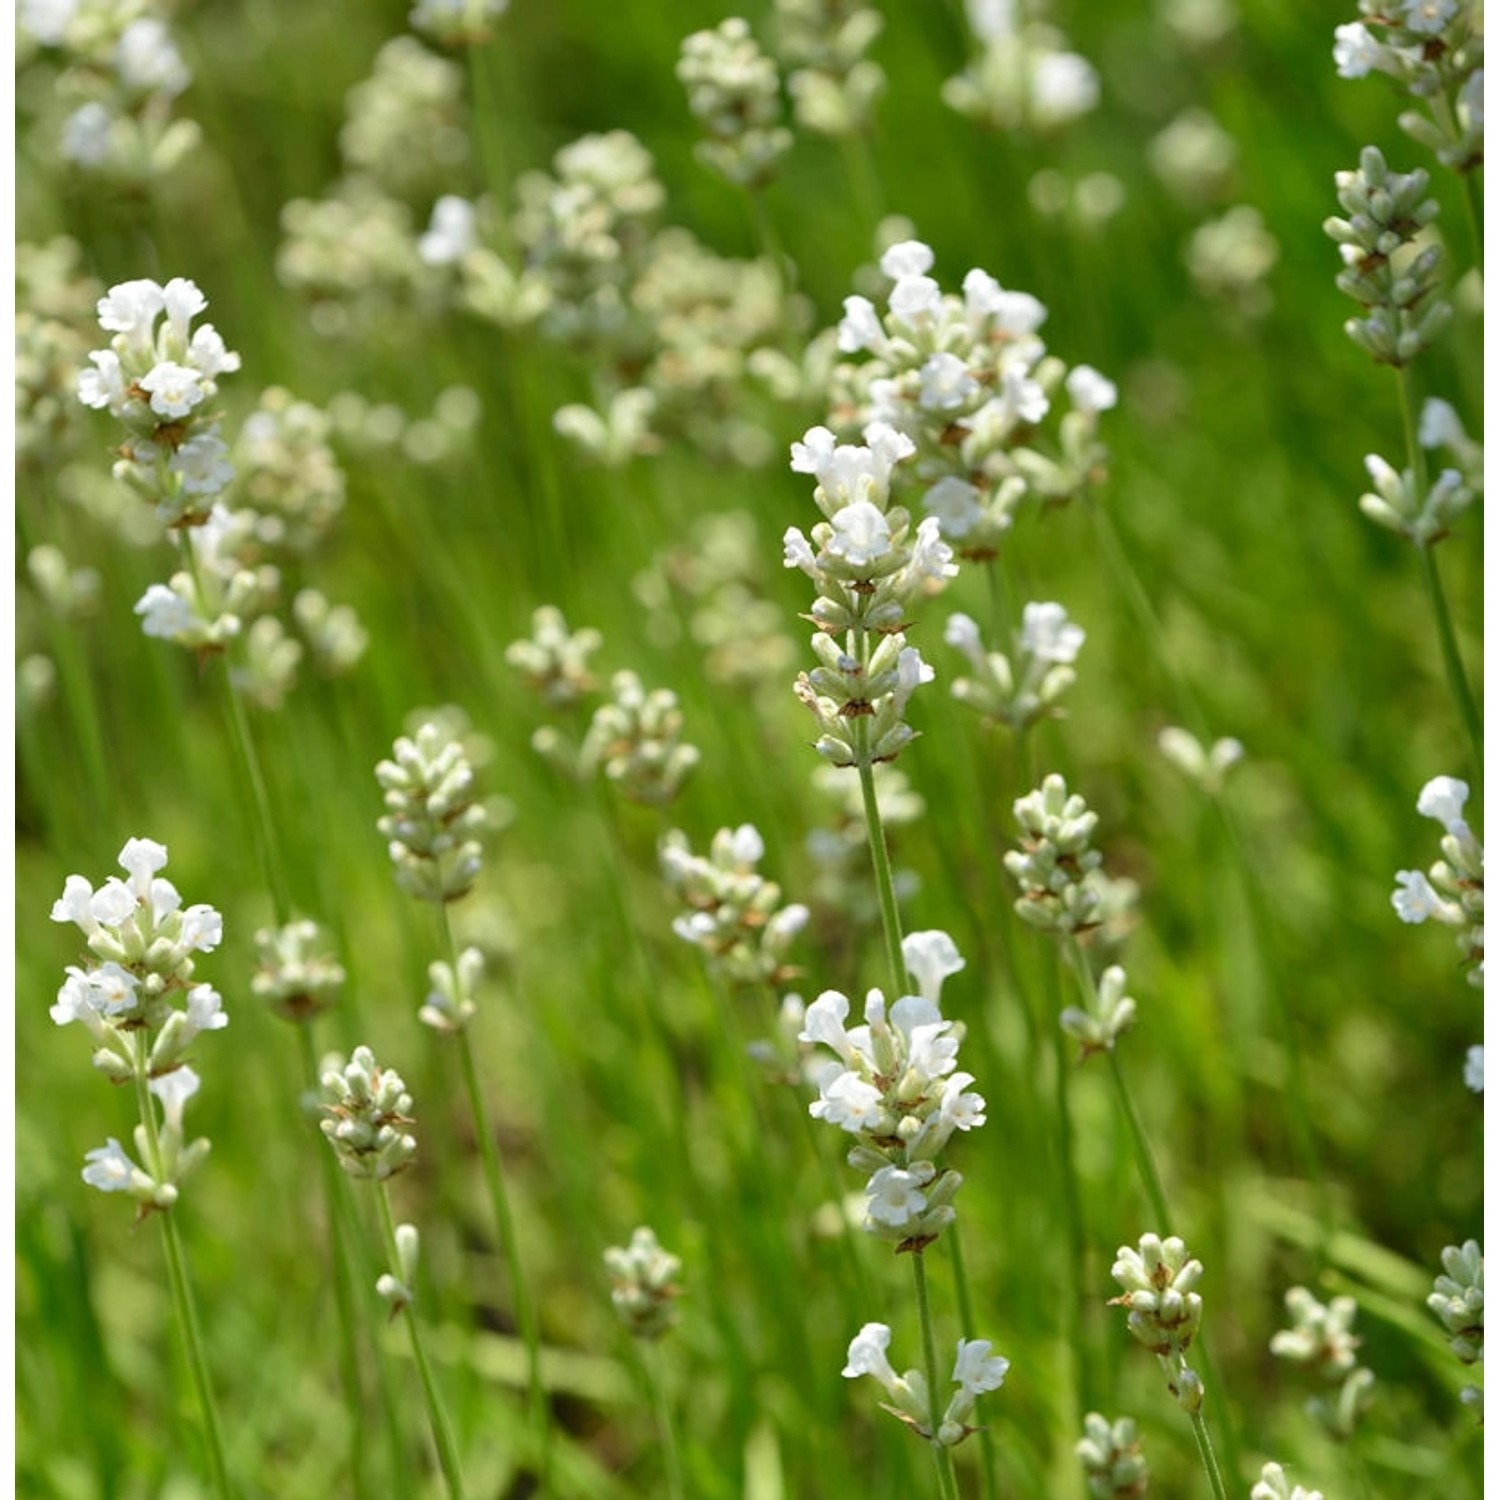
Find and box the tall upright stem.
[435,905,550,1484]
[912,1253,961,1500]
[132,1040,232,1500]
[644,1341,687,1500]
[1395,366,1483,776]
[1189,1408,1230,1500]
[375,1187,466,1500]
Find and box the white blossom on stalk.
[1110,1233,1207,1413]
[1391,775,1483,987]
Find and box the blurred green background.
[15,0,1483,1496]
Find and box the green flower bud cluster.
[252,920,345,1024]
[1252,1462,1324,1500]
[1427,1240,1483,1367]
[1110,1234,1206,1413]
[1076,1412,1149,1498]
[1334,3,1482,175]
[677,18,792,189]
[828,240,1115,560]
[320,1046,418,1180]
[660,824,809,987]
[1004,774,1105,934]
[581,670,701,806]
[772,0,885,139]
[1270,1286,1375,1438]
[376,720,490,903]
[604,1226,682,1341]
[1325,146,1450,366]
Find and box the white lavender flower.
[1391,775,1483,986]
[1109,1233,1206,1413]
[677,18,792,188]
[1252,1463,1325,1500]
[320,1046,418,1180]
[604,1226,682,1340]
[841,1322,1007,1446]
[1004,774,1106,934]
[1270,1286,1375,1437]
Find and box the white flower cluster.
[1270,1286,1374,1438]
[505,605,603,710]
[945,601,1085,732]
[771,0,885,139]
[830,240,1115,559]
[1391,775,1483,988]
[20,0,201,181]
[409,0,507,47]
[77,277,241,527]
[252,919,346,1024]
[1333,2,1482,173]
[1324,146,1450,367]
[51,838,226,1208]
[1076,1411,1149,1498]
[842,1320,1008,1447]
[604,1226,682,1341]
[1109,1233,1206,1413]
[320,1046,418,1180]
[1358,449,1474,547]
[1252,1463,1325,1500]
[580,671,701,806]
[1059,964,1137,1058]
[660,824,809,987]
[677,18,792,189]
[800,932,984,1248]
[376,720,490,903]
[943,0,1100,134]
[1004,773,1105,935]
[784,422,952,768]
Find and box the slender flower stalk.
[51,839,232,1498]
[321,1046,466,1500]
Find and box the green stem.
[644,1340,687,1500]
[856,747,907,995]
[912,1253,962,1500]
[132,1042,233,1500]
[945,1230,1000,1500]
[376,1186,467,1500]
[1395,366,1483,775]
[1458,168,1483,268]
[1417,545,1483,777]
[455,1026,551,1481]
[839,132,885,230]
[1189,1407,1230,1500]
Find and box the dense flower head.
[376,720,490,902]
[320,1046,418,1180]
[773,0,886,138]
[1004,773,1107,934]
[506,605,604,710]
[677,18,792,188]
[604,1226,682,1340]
[943,5,1100,134]
[51,838,225,1067]
[410,0,508,46]
[800,967,984,1248]
[77,277,240,514]
[252,920,345,1023]
[1076,1412,1149,1498]
[1332,2,1481,173]
[580,670,700,805]
[826,239,1112,560]
[1271,1285,1375,1437]
[1391,774,1483,987]
[1324,146,1450,367]
[661,824,809,986]
[1110,1233,1206,1412]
